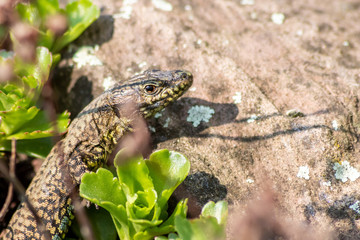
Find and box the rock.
[55,0,360,238]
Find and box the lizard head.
[112,69,193,118]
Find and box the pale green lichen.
[184,4,192,11]
[297,166,310,180]
[286,109,304,118]
[154,112,162,119]
[333,161,360,182]
[349,201,360,214]
[103,76,116,90]
[232,92,242,104]
[73,46,102,69]
[322,181,331,187]
[187,105,215,127]
[332,120,339,131]
[271,13,285,25]
[152,0,173,11]
[148,126,156,133]
[163,117,170,128]
[114,0,138,19]
[189,87,197,92]
[246,178,254,184]
[247,114,258,123]
[241,0,254,5]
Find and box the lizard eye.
[145,85,156,94]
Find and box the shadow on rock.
[325,195,360,239]
[169,171,228,218]
[52,66,94,119]
[150,97,239,144]
[61,15,115,59]
[51,15,115,117]
[150,97,337,144]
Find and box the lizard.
[2,69,193,240]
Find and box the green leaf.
[80,168,126,207]
[13,46,52,93]
[175,216,224,240]
[15,0,99,54]
[0,106,39,135]
[158,199,188,230]
[51,0,100,53]
[174,201,228,240]
[0,85,25,111]
[146,150,190,209]
[36,0,59,18]
[80,150,193,240]
[16,3,40,27]
[0,47,56,137]
[201,201,228,225]
[143,199,188,238]
[5,110,70,140]
[114,153,160,234]
[174,215,193,240]
[155,233,180,240]
[0,137,54,158]
[80,168,131,240]
[130,189,157,219]
[115,154,153,193]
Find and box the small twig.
[71,189,95,240]
[0,139,15,221]
[0,139,50,240]
[0,178,13,221]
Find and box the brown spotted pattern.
[2,70,193,240]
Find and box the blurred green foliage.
[0,0,100,158]
[80,149,228,240]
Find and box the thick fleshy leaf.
[175,215,224,240]
[19,47,52,91]
[51,0,100,53]
[115,153,160,227]
[130,189,157,219]
[80,168,126,206]
[115,153,154,198]
[174,200,228,240]
[154,233,180,240]
[80,168,132,240]
[142,199,188,238]
[146,150,190,209]
[36,0,59,18]
[16,0,99,54]
[85,206,117,240]
[16,3,40,26]
[5,110,70,140]
[174,216,193,240]
[0,137,54,159]
[0,83,31,111]
[0,106,39,135]
[112,216,131,240]
[0,87,22,111]
[201,201,228,225]
[80,150,194,240]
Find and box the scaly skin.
[2,69,193,240]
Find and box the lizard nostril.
[181,73,188,79]
[180,72,192,81]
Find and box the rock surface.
[54,0,360,239]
